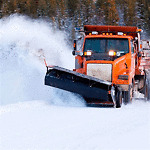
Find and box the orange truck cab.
[73,25,150,105]
[45,25,150,108]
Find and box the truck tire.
[148,83,150,100]
[123,84,133,105]
[141,72,150,100]
[147,73,150,100]
[115,90,122,108]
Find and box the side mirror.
[72,40,77,56]
[74,40,77,51]
[72,50,76,55]
[72,39,83,56]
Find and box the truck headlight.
[108,50,116,56]
[84,50,92,56]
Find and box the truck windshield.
[84,38,129,54]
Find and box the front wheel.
[115,90,122,108]
[123,84,133,105]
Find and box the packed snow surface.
[0,101,150,150]
[0,15,150,150]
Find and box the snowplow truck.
[45,25,150,108]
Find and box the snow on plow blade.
[45,66,114,104]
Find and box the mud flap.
[45,66,113,103]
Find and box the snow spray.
[0,14,84,106]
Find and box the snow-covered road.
[0,100,150,150]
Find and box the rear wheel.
[140,71,150,100]
[148,81,150,100]
[146,73,150,100]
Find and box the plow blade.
[45,66,113,104]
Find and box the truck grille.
[87,63,112,82]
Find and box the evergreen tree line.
[0,0,149,38]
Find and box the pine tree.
[105,0,119,25]
[46,0,57,20]
[137,0,150,34]
[80,0,95,25]
[67,0,79,18]
[56,0,66,29]
[0,0,149,37]
[0,0,2,18]
[14,0,30,15]
[96,0,105,24]
[25,0,39,18]
[37,0,47,17]
[1,0,9,16]
[123,0,137,26]
[96,0,119,25]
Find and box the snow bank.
[0,14,84,106]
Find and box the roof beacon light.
[75,27,84,31]
[136,29,143,32]
[109,50,116,57]
[92,31,98,35]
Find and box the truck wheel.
[139,71,150,100]
[148,82,150,100]
[115,90,122,108]
[141,75,150,100]
[146,74,150,100]
[123,84,133,104]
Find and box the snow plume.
[0,14,85,106]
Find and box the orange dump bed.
[140,50,150,71]
[84,25,140,38]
